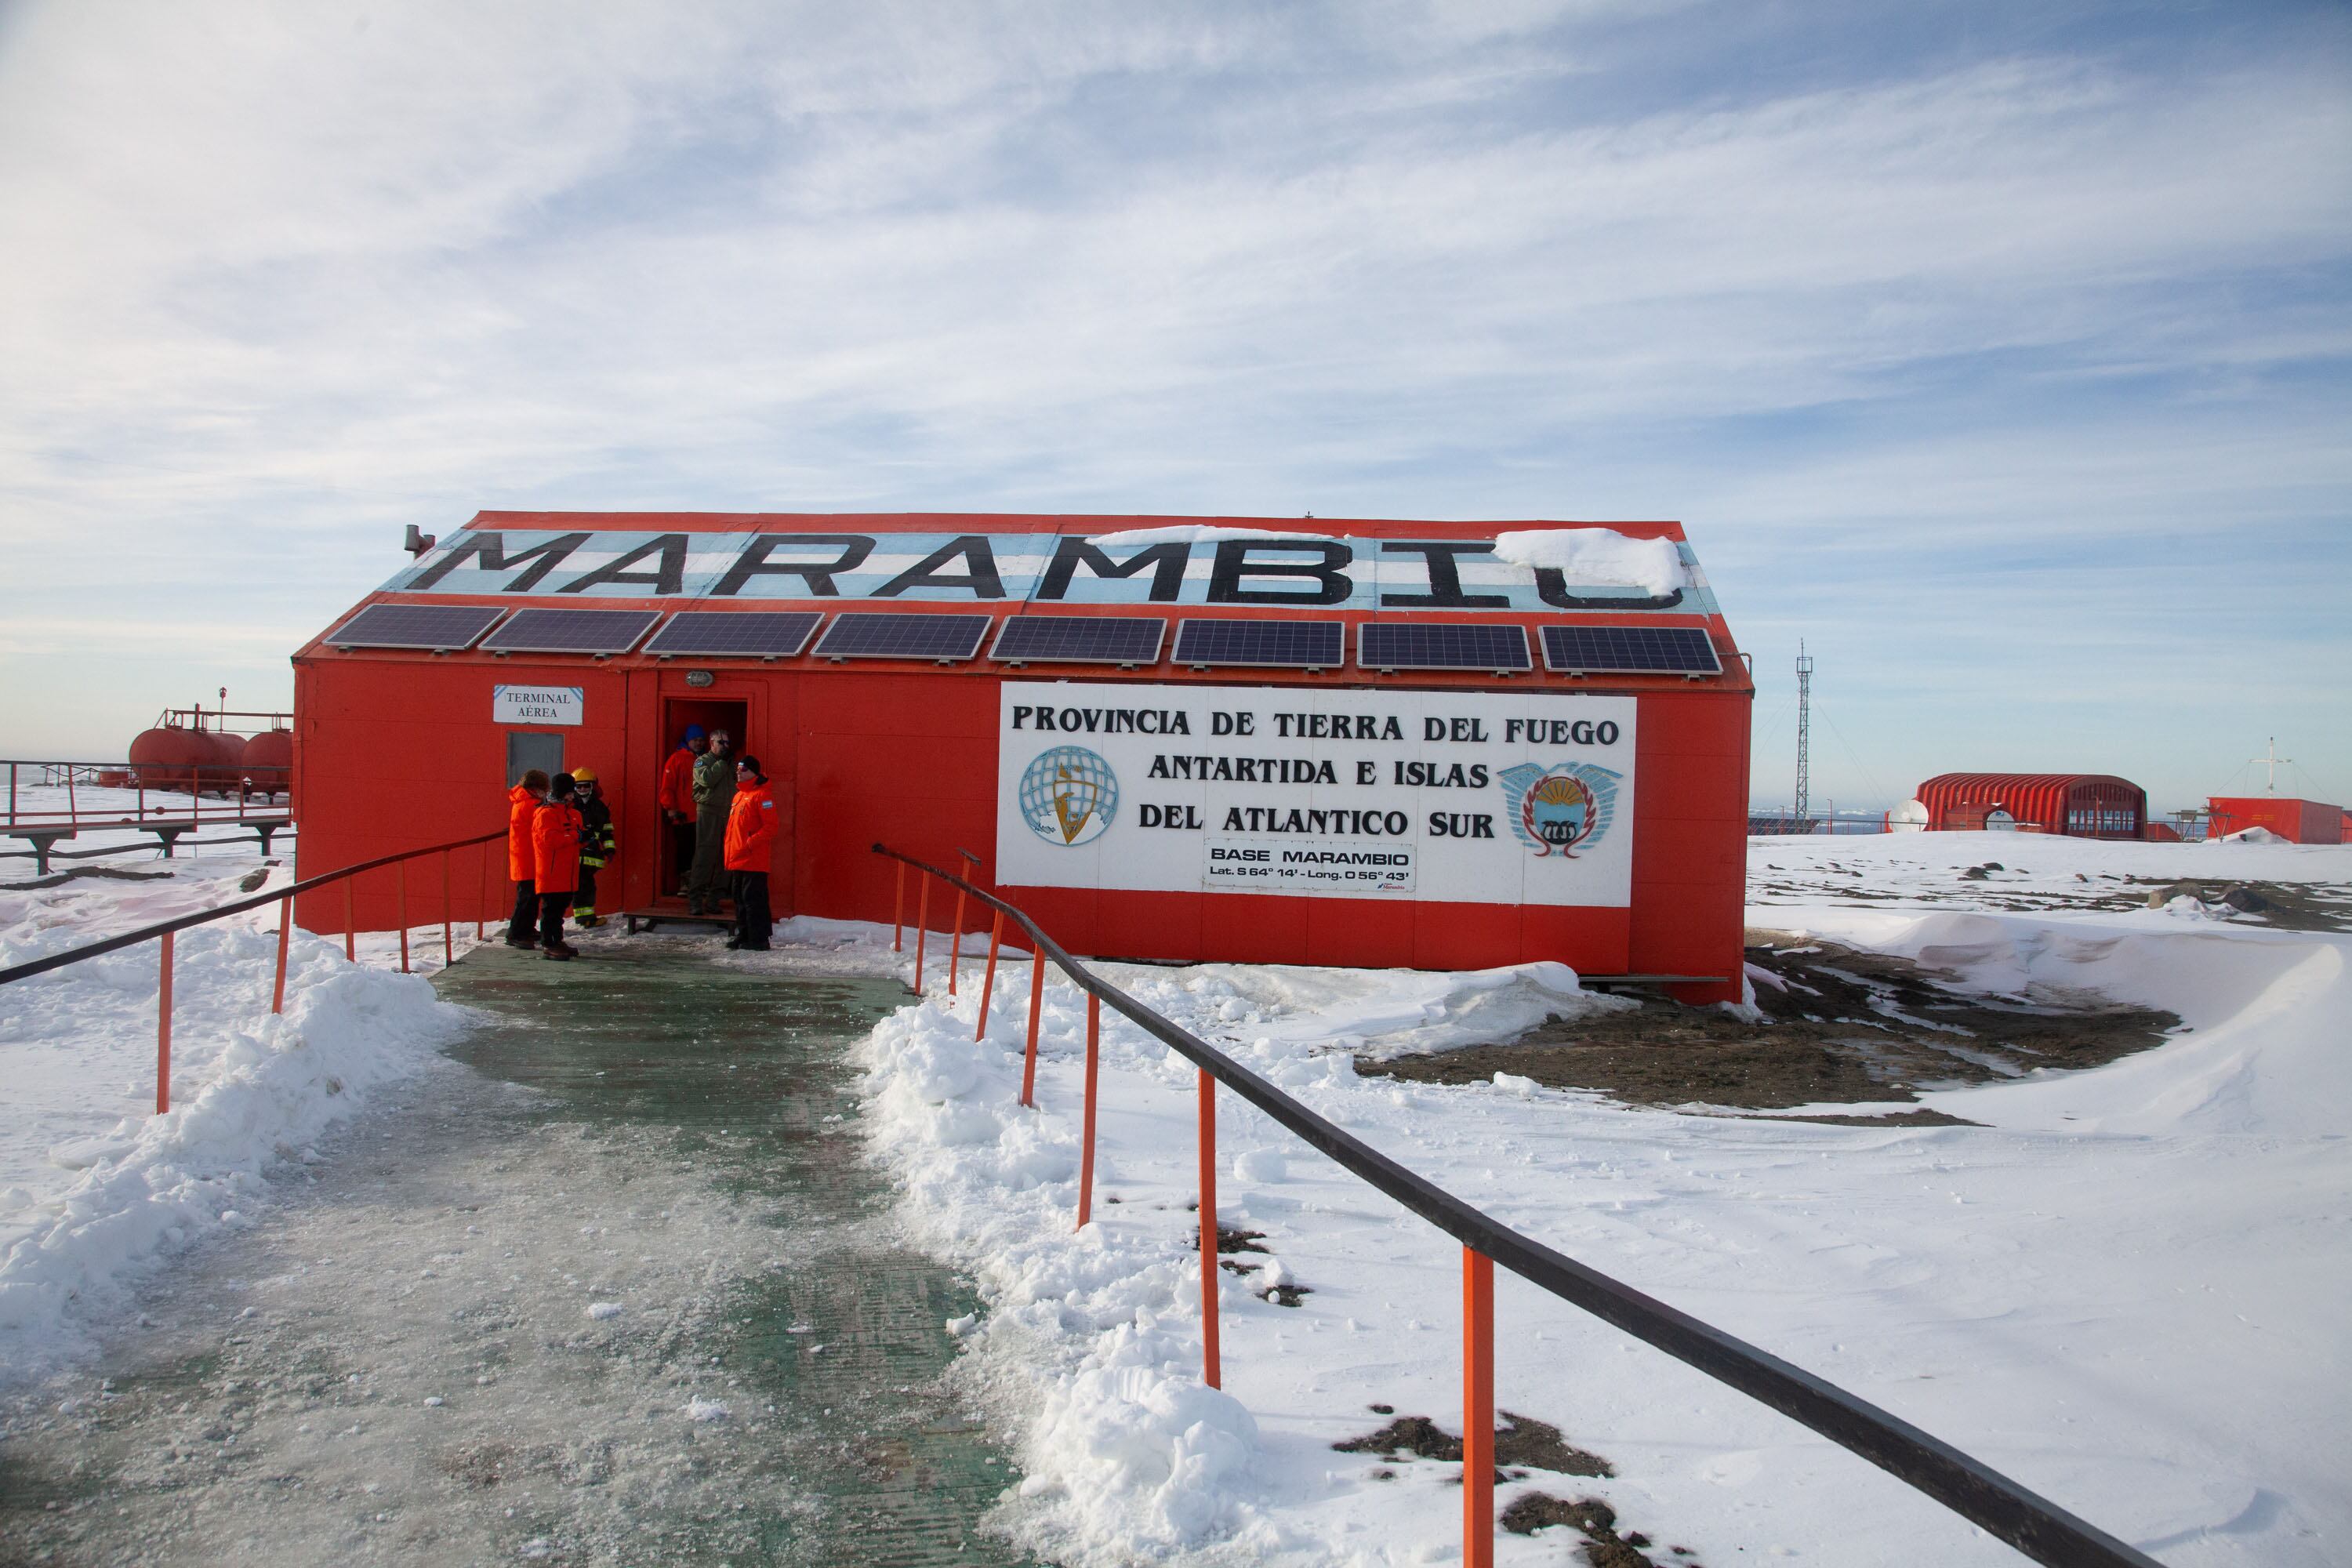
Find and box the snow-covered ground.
[859,833,2352,1566]
[0,836,475,1389]
[5,828,2347,1566]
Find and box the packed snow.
[857,832,2350,1566]
[0,832,476,1388]
[1490,528,1688,596]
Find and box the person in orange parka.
[532,773,586,960]
[659,725,705,897]
[722,755,779,952]
[503,769,550,948]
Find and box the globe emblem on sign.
[1018,746,1119,847]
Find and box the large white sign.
[996,683,1636,906]
[493,684,584,727]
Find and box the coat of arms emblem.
[1497,761,1621,858]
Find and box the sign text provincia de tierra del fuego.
[996,684,1636,908]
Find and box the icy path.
[0,938,1037,1566]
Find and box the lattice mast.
[1793,641,1813,824]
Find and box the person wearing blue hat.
[659,725,706,897]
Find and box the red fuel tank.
[129,727,210,792]
[241,729,293,798]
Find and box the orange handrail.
[871,843,2161,1568]
[0,828,504,1115]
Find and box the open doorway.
[657,699,748,903]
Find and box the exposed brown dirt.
[1359,932,2180,1113]
[1334,1410,1612,1480]
[1502,1493,1697,1566]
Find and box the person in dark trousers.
[724,755,779,951]
[504,769,549,947]
[572,767,614,927]
[532,773,585,960]
[659,726,704,896]
[686,728,737,916]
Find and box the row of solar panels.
[325,603,1723,676]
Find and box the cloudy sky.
[2,0,2345,813]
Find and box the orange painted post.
[441,848,453,968]
[1076,991,1101,1230]
[893,860,906,952]
[156,931,175,1114]
[1021,949,1044,1107]
[271,895,292,1014]
[975,910,1003,1043]
[1199,1069,1221,1388]
[1463,1247,1496,1568]
[397,859,410,974]
[913,875,930,998]
[949,883,967,996]
[343,879,355,962]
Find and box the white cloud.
[0,1,2343,782]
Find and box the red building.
[2205,797,2344,844]
[291,513,1753,1001]
[1914,773,2146,838]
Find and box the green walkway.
[0,937,1039,1567]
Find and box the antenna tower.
[1794,641,1813,825]
[2251,738,2291,794]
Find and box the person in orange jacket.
[532,773,586,960]
[722,754,779,951]
[659,726,705,897]
[503,768,550,948]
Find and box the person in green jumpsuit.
[686,728,737,916]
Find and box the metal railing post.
[271,895,292,1014]
[1463,1247,1495,1568]
[975,910,1003,1043]
[441,848,453,968]
[1076,991,1100,1230]
[893,860,906,952]
[396,859,410,974]
[949,882,967,996]
[1021,949,1044,1108]
[156,932,174,1114]
[913,875,929,997]
[1200,1069,1221,1388]
[343,880,354,962]
[477,840,488,941]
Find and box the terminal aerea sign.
[493,684,584,726]
[996,683,1636,906]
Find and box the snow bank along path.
[0,848,483,1391]
[860,837,2350,1567]
[4,936,1033,1566]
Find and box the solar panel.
[644,611,824,659]
[479,608,662,655]
[813,613,993,662]
[989,615,1166,666]
[1173,619,1344,670]
[1359,622,1531,673]
[325,603,504,651]
[1540,625,1722,676]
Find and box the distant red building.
[2205,797,2344,844]
[1914,774,2146,838]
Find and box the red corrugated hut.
[2205,797,2343,844]
[289,512,1756,1002]
[1915,773,2146,838]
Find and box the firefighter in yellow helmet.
[571,766,615,927]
